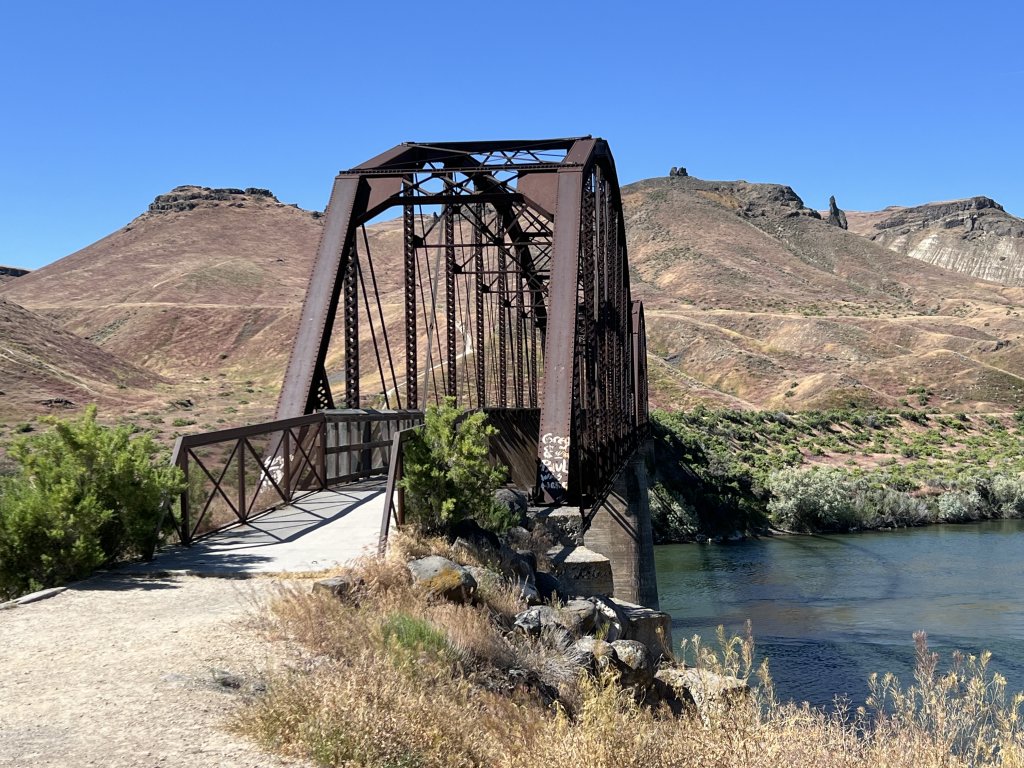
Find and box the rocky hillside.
[0,266,28,285]
[0,296,164,421]
[624,176,1024,412]
[0,186,323,385]
[5,176,1024,430]
[846,197,1024,285]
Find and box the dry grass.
[236,546,1024,768]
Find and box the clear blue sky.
[3,1,1022,270]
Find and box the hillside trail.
[0,574,311,768]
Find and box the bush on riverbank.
[0,406,183,600]
[239,537,1024,767]
[400,398,516,534]
[650,407,1024,540]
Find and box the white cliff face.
[857,197,1024,285]
[905,231,1024,284]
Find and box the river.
[655,519,1024,711]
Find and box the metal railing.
[169,409,422,545]
[377,423,424,554]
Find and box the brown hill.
[623,176,1024,411]
[0,186,322,384]
[6,177,1024,430]
[0,296,164,421]
[0,267,29,286]
[846,197,1024,285]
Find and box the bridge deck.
[122,478,388,577]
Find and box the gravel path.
[0,574,309,768]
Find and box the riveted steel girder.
[277,138,648,508]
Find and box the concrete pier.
[583,442,659,608]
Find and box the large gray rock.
[535,571,564,603]
[513,606,574,649]
[654,666,749,720]
[312,575,359,601]
[606,598,675,661]
[513,605,562,635]
[611,640,655,689]
[464,565,503,595]
[406,556,477,603]
[560,598,600,635]
[500,547,540,604]
[572,635,618,675]
[588,594,628,642]
[494,488,528,524]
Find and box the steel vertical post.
[444,186,458,399]
[474,203,486,407]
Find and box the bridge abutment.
[583,441,659,609]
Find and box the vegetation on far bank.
[650,405,1024,542]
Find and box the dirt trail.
[0,574,308,768]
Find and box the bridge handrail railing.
[168,409,422,546]
[377,423,424,554]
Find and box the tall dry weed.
[237,552,1024,767]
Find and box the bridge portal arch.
[276,137,648,507]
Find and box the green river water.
[655,519,1024,710]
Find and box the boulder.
[407,556,477,603]
[611,640,655,689]
[449,519,501,562]
[513,606,574,649]
[464,565,504,594]
[502,525,533,552]
[606,598,675,661]
[513,605,562,635]
[517,577,541,605]
[559,598,600,635]
[654,665,749,720]
[588,594,628,642]
[572,635,618,675]
[535,571,564,603]
[312,575,359,601]
[494,488,528,524]
[500,547,540,603]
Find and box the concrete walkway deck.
[121,477,390,577]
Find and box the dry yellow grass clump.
[237,536,1024,768]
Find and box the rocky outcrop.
[826,195,848,230]
[848,196,1024,284]
[0,266,29,284]
[147,185,280,214]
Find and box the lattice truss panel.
[325,157,558,412]
[278,138,649,505]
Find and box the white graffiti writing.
[539,432,570,487]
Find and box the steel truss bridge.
[277,137,649,508]
[170,138,648,547]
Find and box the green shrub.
[0,406,184,599]
[400,398,513,534]
[767,467,858,532]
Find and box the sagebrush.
[0,406,183,598]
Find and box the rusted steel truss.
[277,138,648,507]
